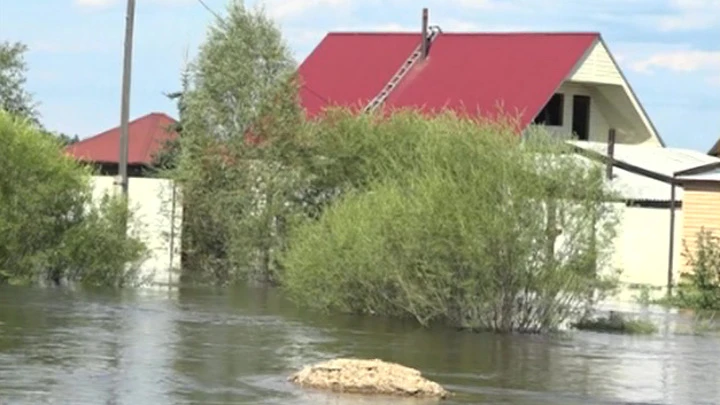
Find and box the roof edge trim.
[599,36,667,147]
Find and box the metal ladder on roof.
[363,26,442,114]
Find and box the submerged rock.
[289,358,448,399]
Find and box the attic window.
[534,93,564,126]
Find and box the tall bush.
[0,111,146,286]
[281,111,619,333]
[171,1,306,285]
[674,229,720,310]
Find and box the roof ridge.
[327,31,601,36]
[147,111,178,121]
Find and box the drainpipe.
[606,128,616,180]
[421,8,429,59]
[668,181,676,296]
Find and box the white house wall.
[90,176,182,287]
[542,82,612,143]
[541,82,659,146]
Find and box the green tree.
[54,132,80,146]
[281,111,620,334]
[0,111,146,286]
[171,1,305,285]
[0,41,79,146]
[0,41,38,123]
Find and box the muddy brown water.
[0,285,718,405]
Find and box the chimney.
[606,128,616,180]
[421,8,429,59]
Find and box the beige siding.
[564,39,662,146]
[609,206,682,302]
[569,41,623,85]
[681,182,720,273]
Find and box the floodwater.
[0,286,718,405]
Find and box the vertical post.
[119,0,136,197]
[606,128,616,180]
[421,8,429,59]
[668,182,676,296]
[168,181,177,286]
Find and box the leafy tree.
[0,41,38,123]
[54,132,80,146]
[171,1,305,284]
[0,111,146,286]
[281,111,620,333]
[0,41,79,146]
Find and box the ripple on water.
[1,287,719,405]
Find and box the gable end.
[569,40,622,85]
[566,38,665,146]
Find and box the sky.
[0,0,718,152]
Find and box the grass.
[572,311,658,335]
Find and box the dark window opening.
[572,95,591,141]
[534,93,564,126]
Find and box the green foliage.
[58,195,147,287]
[572,311,657,335]
[672,229,720,310]
[0,41,80,145]
[170,1,305,284]
[281,111,620,333]
[630,283,665,306]
[150,88,185,173]
[0,111,146,286]
[0,41,38,123]
[51,131,80,146]
[635,285,652,306]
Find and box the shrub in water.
[673,229,720,310]
[572,311,657,335]
[282,111,620,333]
[0,111,146,286]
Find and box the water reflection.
[0,285,718,405]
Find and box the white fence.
[87,175,679,297]
[91,176,182,287]
[609,204,683,302]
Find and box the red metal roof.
[298,32,599,128]
[66,112,178,165]
[299,33,421,117]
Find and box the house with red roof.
[65,112,178,176]
[298,9,664,147]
